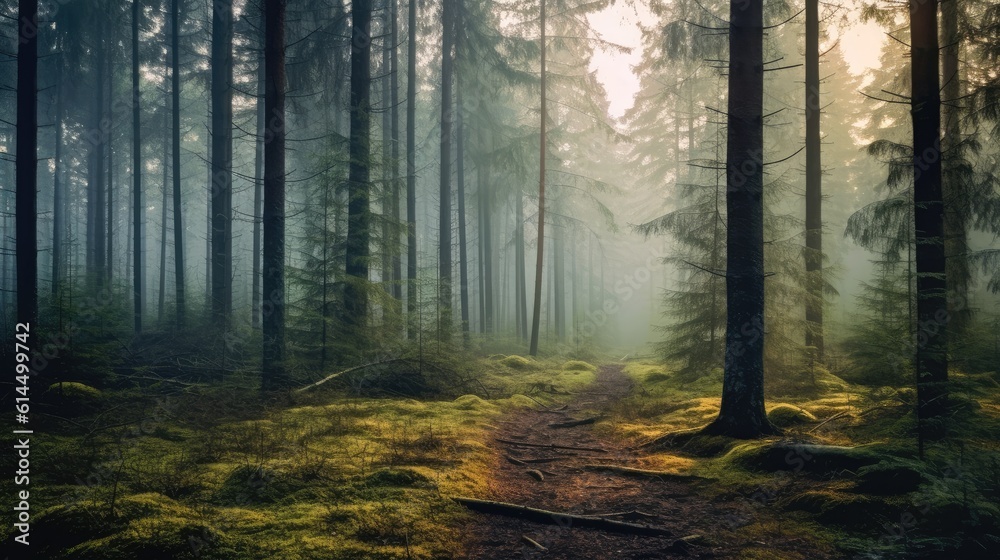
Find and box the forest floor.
[459,364,839,559]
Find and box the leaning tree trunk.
[17,0,38,327]
[132,0,143,333]
[211,0,234,326]
[803,0,823,360]
[262,0,287,389]
[438,0,456,343]
[528,0,546,356]
[910,0,948,439]
[345,0,373,331]
[701,0,777,438]
[405,0,418,339]
[171,0,186,326]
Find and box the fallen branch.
[549,417,599,428]
[505,455,527,466]
[451,497,673,536]
[294,359,407,393]
[508,456,572,464]
[495,438,608,454]
[521,535,548,552]
[526,469,544,481]
[581,464,712,483]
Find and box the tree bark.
[52,53,64,300]
[405,0,418,339]
[171,0,186,327]
[528,0,546,356]
[701,0,776,438]
[346,0,373,331]
[456,68,470,339]
[804,0,823,360]
[390,0,402,303]
[211,0,234,326]
[92,17,107,290]
[253,37,265,330]
[17,0,38,327]
[910,0,948,430]
[132,0,143,333]
[262,0,287,389]
[438,0,456,342]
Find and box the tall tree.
[171,0,186,326]
[211,0,234,325]
[51,52,64,300]
[528,0,547,356]
[389,0,402,303]
[701,0,776,438]
[253,41,265,330]
[910,0,948,434]
[405,0,418,338]
[132,0,143,333]
[345,0,373,330]
[262,0,287,389]
[803,0,823,360]
[438,0,456,342]
[17,0,38,327]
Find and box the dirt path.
[458,363,835,559]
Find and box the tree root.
[581,464,713,483]
[451,497,673,536]
[495,438,607,453]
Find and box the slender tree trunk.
[93,21,107,290]
[804,0,823,360]
[528,0,546,356]
[17,0,38,327]
[252,41,265,330]
[381,1,393,297]
[940,0,968,334]
[910,0,948,432]
[457,90,469,339]
[132,0,143,333]
[159,78,168,323]
[554,211,564,341]
[211,0,234,326]
[702,0,776,438]
[107,46,114,287]
[262,0,287,389]
[481,135,494,334]
[390,0,402,303]
[52,54,64,300]
[171,0,186,327]
[405,0,418,339]
[346,0,373,330]
[438,0,456,342]
[515,186,526,340]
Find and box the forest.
[2,0,1000,558]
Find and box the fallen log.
[495,438,608,454]
[581,464,712,483]
[451,497,673,537]
[549,417,599,429]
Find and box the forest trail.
[459,363,835,559]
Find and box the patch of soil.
[458,364,839,559]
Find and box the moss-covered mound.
[766,404,818,428]
[562,360,597,372]
[724,440,880,475]
[852,460,925,495]
[500,355,539,370]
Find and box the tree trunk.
[910,0,948,432]
[52,53,64,300]
[132,0,143,333]
[262,0,287,389]
[528,0,546,356]
[405,0,418,339]
[381,1,393,298]
[211,0,234,326]
[159,74,168,324]
[252,39,265,330]
[92,19,107,290]
[940,0,968,334]
[804,0,823,360]
[516,185,526,340]
[107,49,114,288]
[438,0,456,342]
[390,0,402,303]
[171,0,186,327]
[701,0,776,438]
[457,81,470,339]
[17,0,38,327]
[346,0,373,331]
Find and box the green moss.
[724,441,881,475]
[562,360,597,372]
[499,355,538,370]
[853,460,925,495]
[452,394,497,411]
[48,381,103,398]
[360,469,431,488]
[767,404,818,428]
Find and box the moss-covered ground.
[2,355,596,559]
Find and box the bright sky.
[586,1,887,120]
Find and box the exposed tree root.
[581,464,713,483]
[495,438,607,453]
[451,497,674,536]
[549,417,598,428]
